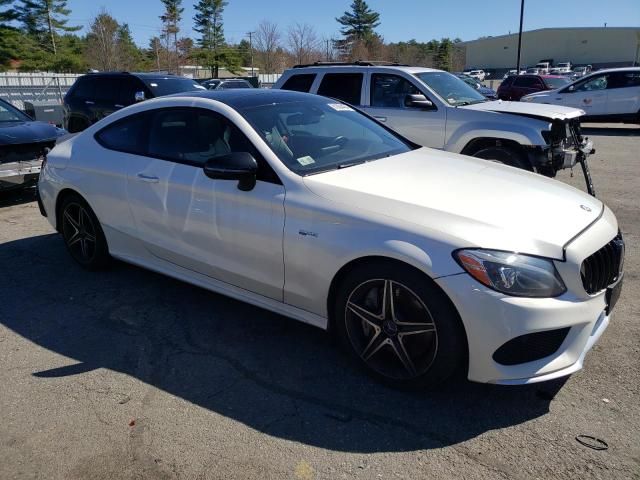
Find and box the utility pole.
[247,31,255,77]
[516,0,525,73]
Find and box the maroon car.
[497,75,571,101]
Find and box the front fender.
[444,117,549,153]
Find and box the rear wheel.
[60,194,110,270]
[334,261,466,389]
[472,145,532,171]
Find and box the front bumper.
[0,159,42,189]
[436,273,610,384]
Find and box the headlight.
[453,249,566,297]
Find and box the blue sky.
[64,0,640,47]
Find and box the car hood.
[303,148,603,259]
[462,99,584,120]
[0,120,60,145]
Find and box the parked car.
[503,69,525,79]
[571,65,593,80]
[203,79,254,90]
[38,89,625,388]
[0,98,66,191]
[526,67,540,75]
[455,74,498,99]
[535,62,551,74]
[550,62,572,74]
[497,74,572,101]
[466,69,486,81]
[522,67,640,123]
[274,63,594,184]
[63,72,206,133]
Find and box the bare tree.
[85,10,119,71]
[287,23,321,66]
[254,20,281,73]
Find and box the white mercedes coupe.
[37,89,625,388]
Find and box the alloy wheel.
[344,279,438,380]
[62,202,97,263]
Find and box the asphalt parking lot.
[1,123,639,480]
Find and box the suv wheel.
[472,145,532,171]
[334,261,465,389]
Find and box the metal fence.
[0,72,81,110]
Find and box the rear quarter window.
[280,74,316,93]
[95,112,150,156]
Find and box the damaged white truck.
[274,63,597,195]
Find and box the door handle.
[374,116,387,122]
[85,100,95,105]
[136,173,159,183]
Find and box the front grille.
[581,233,625,294]
[493,328,571,365]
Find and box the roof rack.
[292,61,409,68]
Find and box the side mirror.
[203,152,258,191]
[567,85,575,92]
[404,94,434,109]
[134,91,146,102]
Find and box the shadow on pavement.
[0,233,565,453]
[0,185,37,208]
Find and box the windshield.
[0,100,30,122]
[239,98,413,175]
[414,72,486,106]
[141,78,205,96]
[544,77,571,89]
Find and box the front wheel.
[60,194,110,270]
[334,261,466,389]
[472,145,533,171]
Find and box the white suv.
[522,67,640,123]
[274,63,595,190]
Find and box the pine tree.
[16,0,79,56]
[160,0,183,73]
[336,0,380,41]
[0,0,17,26]
[117,24,143,71]
[193,0,227,77]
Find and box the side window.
[501,76,514,87]
[371,73,421,108]
[607,72,640,89]
[92,77,120,103]
[117,77,144,106]
[95,112,150,155]
[147,108,280,183]
[280,74,316,93]
[317,73,363,105]
[575,74,608,92]
[513,76,538,88]
[70,77,95,100]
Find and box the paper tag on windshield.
[328,103,354,112]
[297,156,315,166]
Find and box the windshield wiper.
[337,160,365,169]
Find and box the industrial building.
[458,27,640,74]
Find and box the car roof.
[166,88,323,109]
[83,72,195,80]
[286,65,442,74]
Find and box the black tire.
[472,145,533,171]
[59,194,110,270]
[334,260,466,389]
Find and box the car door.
[91,76,124,124]
[606,71,640,116]
[556,73,609,116]
[363,72,446,148]
[511,76,544,100]
[125,107,286,301]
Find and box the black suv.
[63,72,205,133]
